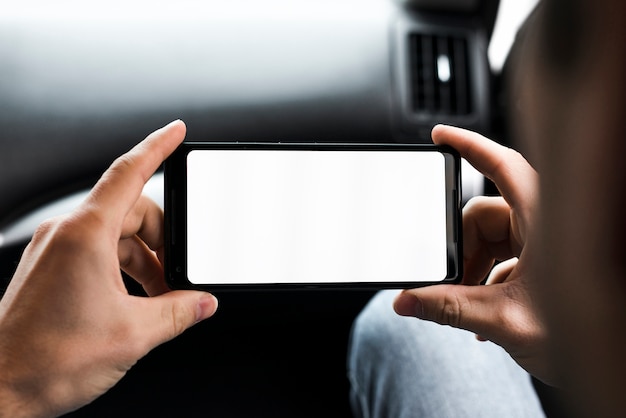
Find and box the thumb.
[137,291,218,351]
[394,285,503,341]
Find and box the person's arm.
[0,120,218,418]
[394,125,553,384]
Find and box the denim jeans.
[347,290,545,418]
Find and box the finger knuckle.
[164,301,193,339]
[506,147,525,162]
[31,217,60,242]
[32,214,86,251]
[110,154,137,175]
[499,287,543,345]
[437,293,467,328]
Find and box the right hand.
[394,125,554,384]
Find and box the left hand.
[394,125,553,384]
[0,120,218,418]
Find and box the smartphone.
[164,142,462,290]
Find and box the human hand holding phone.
[0,121,218,417]
[393,125,554,385]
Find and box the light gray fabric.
[347,290,546,418]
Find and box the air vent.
[409,33,472,116]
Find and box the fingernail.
[163,119,184,130]
[196,293,218,322]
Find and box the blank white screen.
[186,149,448,284]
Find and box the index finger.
[432,125,537,207]
[83,120,186,225]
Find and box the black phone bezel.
[164,142,462,291]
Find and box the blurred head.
[511,0,626,415]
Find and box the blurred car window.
[488,0,539,72]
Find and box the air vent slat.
[437,36,451,114]
[409,33,472,116]
[452,37,470,115]
[422,35,436,112]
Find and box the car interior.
[0,0,563,416]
